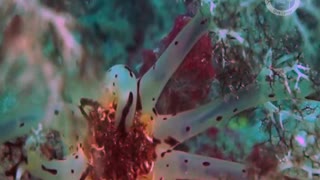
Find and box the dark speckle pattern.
[216,116,222,121]
[202,161,210,166]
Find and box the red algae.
[246,144,280,178]
[79,98,157,180]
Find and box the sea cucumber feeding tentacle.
[138,3,213,114]
[153,149,246,179]
[102,65,137,132]
[12,104,90,180]
[153,68,316,148]
[19,144,88,180]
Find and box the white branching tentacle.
[154,68,316,147]
[153,149,246,179]
[23,144,88,180]
[103,65,137,131]
[139,3,213,113]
